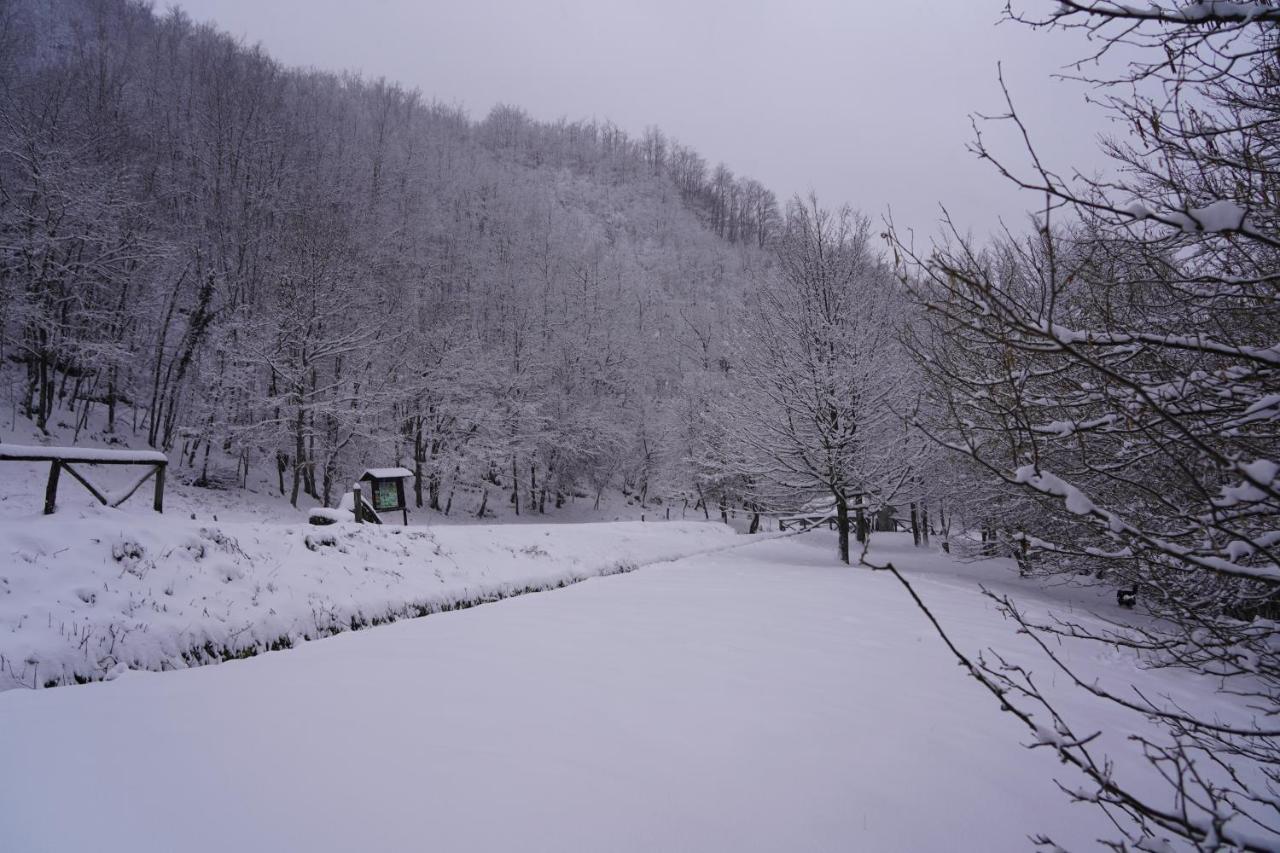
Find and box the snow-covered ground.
[0,531,1236,852]
[0,511,738,690]
[0,394,753,690]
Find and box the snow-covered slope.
[0,512,736,690]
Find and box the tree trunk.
[290,404,305,508]
[22,331,38,424]
[854,499,868,544]
[106,366,117,434]
[303,414,318,500]
[835,492,851,565]
[1015,535,1032,577]
[981,527,997,557]
[153,271,214,450]
[413,418,424,508]
[510,455,520,515]
[37,342,51,433]
[428,438,442,510]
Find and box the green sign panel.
[372,479,401,511]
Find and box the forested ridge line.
[0,0,785,516]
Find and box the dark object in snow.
[309,507,354,526]
[1117,587,1137,609]
[874,504,902,533]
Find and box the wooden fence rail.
[0,444,168,515]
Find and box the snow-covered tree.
[0,0,774,517]
[722,198,915,563]
[891,3,1280,848]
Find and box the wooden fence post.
[353,486,362,524]
[44,461,61,515]
[153,464,165,513]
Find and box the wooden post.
[353,486,362,524]
[153,464,165,513]
[44,461,61,515]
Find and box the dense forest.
[0,0,795,519]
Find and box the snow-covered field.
[0,531,1231,852]
[0,511,737,690]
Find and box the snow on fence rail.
[0,443,168,463]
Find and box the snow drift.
[0,514,736,690]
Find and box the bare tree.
[723,197,915,563]
[889,3,1280,848]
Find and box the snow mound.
[0,515,735,690]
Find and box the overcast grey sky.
[172,0,1111,240]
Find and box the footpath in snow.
[0,513,736,689]
[0,532,1234,852]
